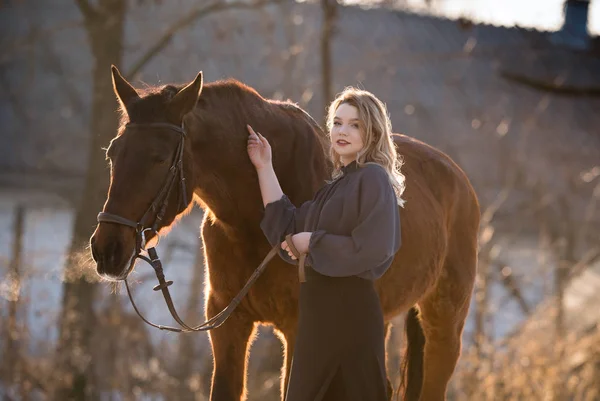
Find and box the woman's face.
[331,103,364,166]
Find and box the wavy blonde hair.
[326,87,406,206]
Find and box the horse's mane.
[268,99,331,164]
[113,77,331,179]
[116,77,326,137]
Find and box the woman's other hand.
[281,232,312,260]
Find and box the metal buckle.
[140,227,160,250]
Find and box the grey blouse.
[260,161,401,280]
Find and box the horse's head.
[90,66,201,281]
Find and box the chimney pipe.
[551,0,590,50]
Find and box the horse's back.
[394,134,478,205]
[377,134,480,316]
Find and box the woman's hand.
[246,124,272,171]
[281,232,312,260]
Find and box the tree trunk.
[320,0,337,124]
[473,254,490,359]
[54,1,127,400]
[3,205,26,398]
[175,239,206,399]
[552,194,575,401]
[281,0,298,100]
[555,194,576,340]
[468,241,491,397]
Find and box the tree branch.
[0,19,83,65]
[39,38,87,118]
[495,261,530,316]
[569,246,600,279]
[74,0,97,21]
[125,0,282,80]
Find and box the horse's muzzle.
[90,231,133,281]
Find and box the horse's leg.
[207,295,256,401]
[275,326,297,401]
[418,252,476,401]
[384,322,394,400]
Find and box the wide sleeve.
[260,194,312,265]
[307,167,401,277]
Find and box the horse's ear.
[168,71,203,122]
[111,65,140,111]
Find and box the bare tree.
[54,1,283,399]
[174,240,207,400]
[320,0,337,123]
[2,205,27,399]
[54,1,128,399]
[280,0,300,100]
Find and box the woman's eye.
[333,121,341,126]
[351,124,359,129]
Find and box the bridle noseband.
[96,122,279,333]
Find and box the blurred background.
[1,0,599,400]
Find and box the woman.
[247,87,404,401]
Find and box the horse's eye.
[150,155,169,165]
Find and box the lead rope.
[124,243,280,333]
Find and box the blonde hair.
[326,87,406,206]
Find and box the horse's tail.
[398,306,425,401]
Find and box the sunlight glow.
[340,0,600,35]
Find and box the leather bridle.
[98,122,189,272]
[97,122,280,333]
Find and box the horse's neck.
[185,83,324,230]
[193,187,251,225]
[189,145,262,230]
[184,86,273,228]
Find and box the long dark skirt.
[285,266,388,401]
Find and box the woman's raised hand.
[246,124,272,170]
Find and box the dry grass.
[3,313,598,400]
[448,324,600,401]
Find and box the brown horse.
[90,66,480,401]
